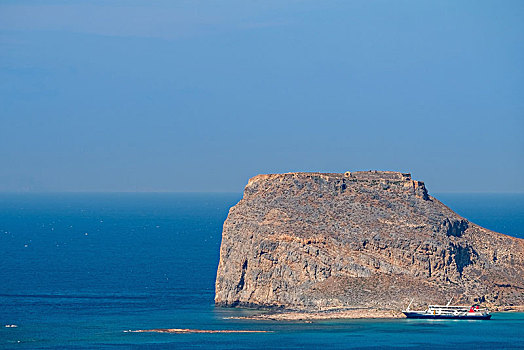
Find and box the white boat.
[402,298,491,320]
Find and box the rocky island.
[215,171,524,318]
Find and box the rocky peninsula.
[215,171,524,318]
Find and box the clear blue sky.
[1,0,523,192]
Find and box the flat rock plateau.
[215,171,524,317]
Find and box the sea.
[0,193,523,349]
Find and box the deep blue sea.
[0,193,523,349]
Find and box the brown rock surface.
[215,171,524,312]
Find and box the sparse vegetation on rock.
[215,171,524,312]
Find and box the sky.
[0,0,523,193]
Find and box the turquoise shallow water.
[0,193,523,349]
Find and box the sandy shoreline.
[228,308,405,321]
[126,307,524,332]
[227,306,524,321]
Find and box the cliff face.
[215,172,524,311]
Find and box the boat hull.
[403,312,492,320]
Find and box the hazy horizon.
[1,189,523,195]
[1,0,523,193]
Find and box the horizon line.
[0,191,523,195]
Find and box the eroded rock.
[215,171,524,311]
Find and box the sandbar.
[126,328,271,334]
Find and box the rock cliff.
[215,171,524,311]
